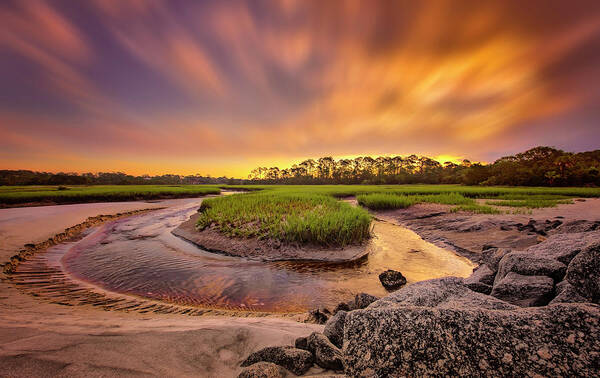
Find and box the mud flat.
[172,213,370,263]
[375,198,600,262]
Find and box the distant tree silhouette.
[247,147,600,186]
[2,146,598,187]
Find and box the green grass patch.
[2,183,598,211]
[220,184,600,198]
[485,199,574,208]
[0,185,220,205]
[197,192,372,247]
[356,192,474,210]
[451,204,502,214]
[356,193,417,210]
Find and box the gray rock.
[480,248,512,271]
[550,280,588,304]
[294,336,308,351]
[491,272,554,307]
[307,308,329,324]
[464,281,492,295]
[307,332,344,371]
[565,242,600,304]
[333,301,353,314]
[240,346,313,376]
[324,310,347,348]
[463,264,496,294]
[556,220,600,234]
[524,230,600,265]
[353,293,379,309]
[494,252,567,284]
[378,270,407,291]
[466,264,496,286]
[344,302,600,377]
[371,277,516,311]
[238,362,288,378]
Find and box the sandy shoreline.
[0,199,324,377]
[1,197,599,376]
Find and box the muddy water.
[44,199,475,313]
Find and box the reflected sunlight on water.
[58,200,474,312]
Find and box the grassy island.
[197,191,372,247]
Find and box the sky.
[1,0,599,178]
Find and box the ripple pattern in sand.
[14,199,475,313]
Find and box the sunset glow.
[1,0,599,177]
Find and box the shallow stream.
[45,198,475,312]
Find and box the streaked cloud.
[1,0,599,176]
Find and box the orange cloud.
[1,0,599,176]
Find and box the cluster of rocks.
[238,293,379,377]
[465,230,600,306]
[514,219,561,236]
[239,230,600,376]
[344,278,600,376]
[306,274,403,326]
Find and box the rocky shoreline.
[238,202,600,377]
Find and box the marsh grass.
[0,185,221,205]
[484,199,574,208]
[356,192,475,210]
[222,184,600,199]
[197,192,372,247]
[355,193,417,210]
[451,204,502,214]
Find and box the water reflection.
[60,200,474,312]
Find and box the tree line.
[2,146,598,187]
[247,147,600,186]
[0,171,244,186]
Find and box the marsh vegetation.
[0,185,221,206]
[197,192,372,247]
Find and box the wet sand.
[375,198,600,261]
[0,200,322,377]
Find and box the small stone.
[237,362,287,378]
[307,332,344,371]
[294,336,308,351]
[333,301,352,314]
[379,270,407,291]
[354,293,379,309]
[240,346,313,376]
[324,310,347,348]
[307,308,329,324]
